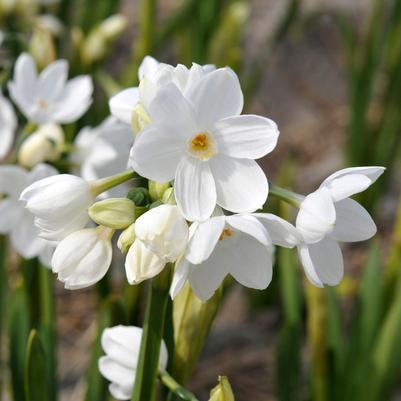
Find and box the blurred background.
[1,0,401,400]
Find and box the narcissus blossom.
[0,93,17,159]
[171,212,299,301]
[125,205,189,284]
[8,53,93,124]
[130,68,279,221]
[296,166,385,287]
[99,325,168,400]
[51,226,113,289]
[0,163,57,261]
[20,174,95,241]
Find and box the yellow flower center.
[188,131,217,161]
[219,228,233,241]
[37,98,49,110]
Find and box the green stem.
[268,182,303,207]
[131,265,172,401]
[160,371,199,401]
[91,170,136,196]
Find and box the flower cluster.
[1,54,384,302]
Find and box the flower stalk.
[160,370,199,401]
[91,170,136,196]
[268,182,303,207]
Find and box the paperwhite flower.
[8,53,93,124]
[171,212,299,301]
[99,325,168,400]
[0,163,57,260]
[72,117,133,197]
[296,166,385,287]
[51,226,113,289]
[0,92,17,159]
[125,205,189,284]
[130,68,279,221]
[110,56,215,129]
[20,174,95,241]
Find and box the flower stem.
[131,265,172,401]
[91,170,136,196]
[269,182,303,207]
[160,370,199,401]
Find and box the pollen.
[219,228,233,241]
[188,131,217,161]
[37,98,49,110]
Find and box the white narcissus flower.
[72,117,133,197]
[109,56,215,130]
[125,205,189,285]
[171,212,300,302]
[130,68,279,221]
[0,92,17,159]
[8,53,93,124]
[99,325,168,400]
[295,166,385,287]
[20,174,95,241]
[0,163,57,260]
[51,226,113,289]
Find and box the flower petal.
[210,155,268,214]
[298,238,344,287]
[37,59,68,101]
[213,115,279,159]
[226,214,271,246]
[253,213,301,247]
[331,198,377,242]
[175,156,216,222]
[0,165,28,198]
[296,187,336,244]
[187,68,243,128]
[0,199,24,234]
[138,55,159,80]
[109,88,139,124]
[0,94,17,159]
[170,257,191,299]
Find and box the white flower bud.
[18,123,64,168]
[20,174,95,241]
[209,376,235,401]
[52,226,113,289]
[89,198,135,229]
[148,180,170,202]
[29,28,56,70]
[117,223,136,253]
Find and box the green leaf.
[24,330,49,401]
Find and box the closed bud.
[149,180,170,202]
[29,28,56,70]
[18,123,64,168]
[162,187,176,205]
[89,198,135,229]
[209,376,235,401]
[117,222,136,253]
[98,15,127,39]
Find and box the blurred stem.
[306,284,328,401]
[160,371,198,401]
[131,265,172,401]
[91,170,136,196]
[269,182,302,208]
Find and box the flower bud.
[162,187,176,205]
[209,376,235,401]
[18,123,64,168]
[89,198,135,229]
[149,180,170,202]
[29,28,56,70]
[117,223,136,253]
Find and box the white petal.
[226,214,271,246]
[0,94,17,159]
[298,239,343,287]
[210,155,268,214]
[175,156,216,222]
[109,88,139,124]
[98,356,134,389]
[0,165,28,197]
[331,198,377,242]
[213,115,279,159]
[170,257,191,299]
[321,166,385,202]
[125,240,165,285]
[253,213,301,248]
[138,56,159,80]
[108,382,133,401]
[186,216,225,264]
[296,187,336,244]
[36,59,68,101]
[187,68,243,128]
[129,124,185,182]
[28,163,58,182]
[0,200,24,234]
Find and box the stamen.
[188,131,217,161]
[219,228,233,241]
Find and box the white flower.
[20,174,95,241]
[125,205,189,285]
[8,53,93,124]
[295,166,385,287]
[130,68,279,221]
[0,163,57,259]
[170,212,299,302]
[109,56,215,129]
[0,92,17,159]
[72,117,133,197]
[99,325,168,400]
[18,123,64,168]
[51,226,113,289]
